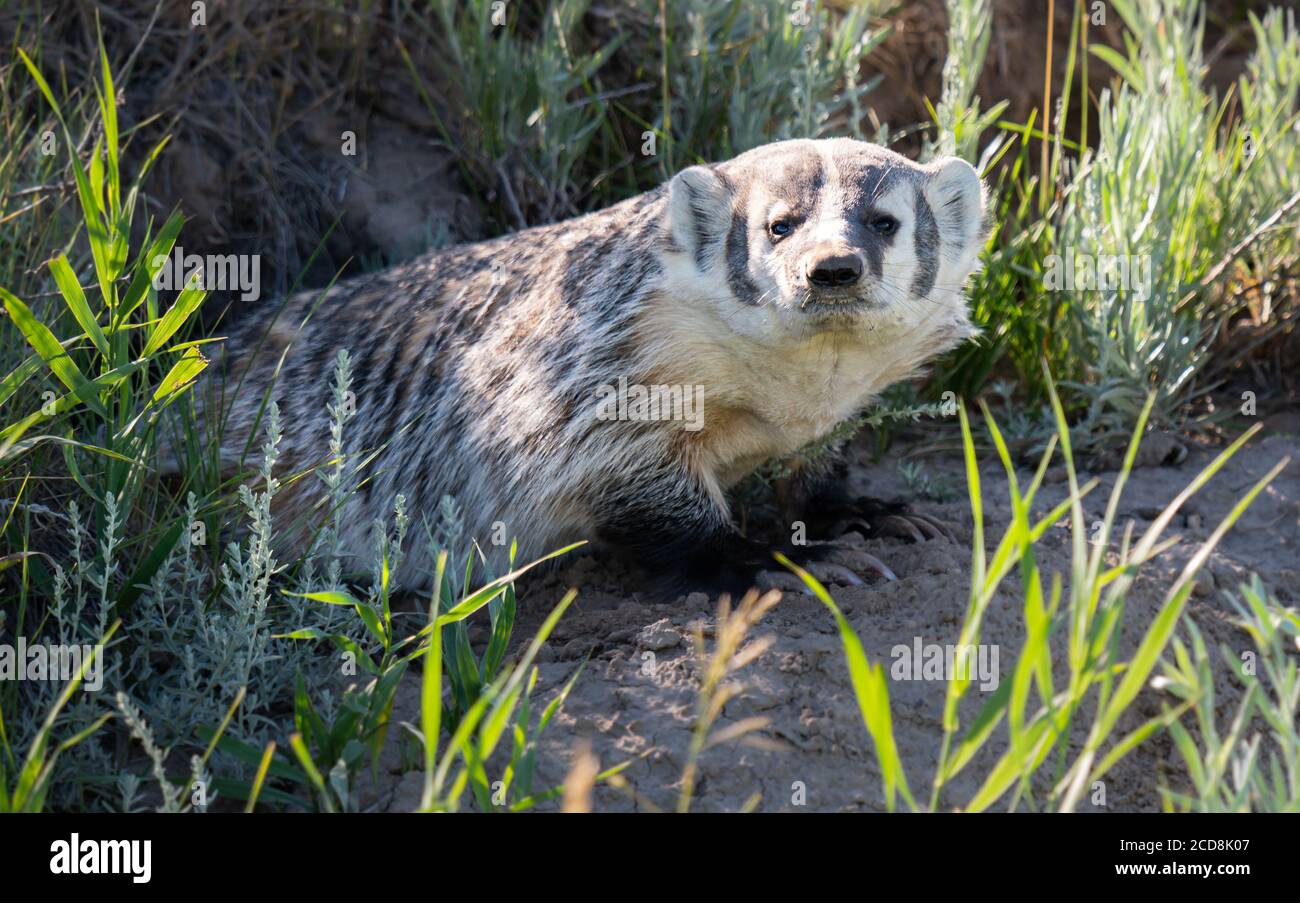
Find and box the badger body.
[216,138,988,587]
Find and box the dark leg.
[758,448,957,587]
[596,463,866,598]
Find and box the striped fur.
[214,138,988,587]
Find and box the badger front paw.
[819,495,958,544]
[690,536,895,600]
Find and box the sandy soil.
[362,413,1298,813]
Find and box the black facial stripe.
[771,148,826,212]
[911,184,939,299]
[838,162,901,216]
[837,163,909,283]
[726,207,760,305]
[850,221,886,279]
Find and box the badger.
[210,138,988,592]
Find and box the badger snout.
[804,248,864,288]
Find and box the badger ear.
[923,156,989,263]
[666,165,732,268]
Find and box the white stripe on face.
[807,141,850,246]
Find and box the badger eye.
[769,219,793,239]
[869,215,899,236]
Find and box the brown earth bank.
[858,0,1262,156]
[353,408,1299,813]
[2,0,1262,303]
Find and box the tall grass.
[785,374,1288,811]
[656,0,887,170]
[0,37,596,812]
[0,36,75,304]
[1058,0,1235,430]
[0,35,216,809]
[924,0,1006,164]
[402,0,892,228]
[938,1,1300,440]
[1157,577,1300,813]
[404,0,622,229]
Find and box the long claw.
[917,514,951,541]
[881,514,925,543]
[911,513,958,542]
[907,516,942,540]
[856,552,898,582]
[847,507,957,545]
[807,562,866,587]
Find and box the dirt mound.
[352,414,1298,813]
[1,1,481,306]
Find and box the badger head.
[663,138,987,347]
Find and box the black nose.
[806,252,864,287]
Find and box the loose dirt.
[360,412,1299,813]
